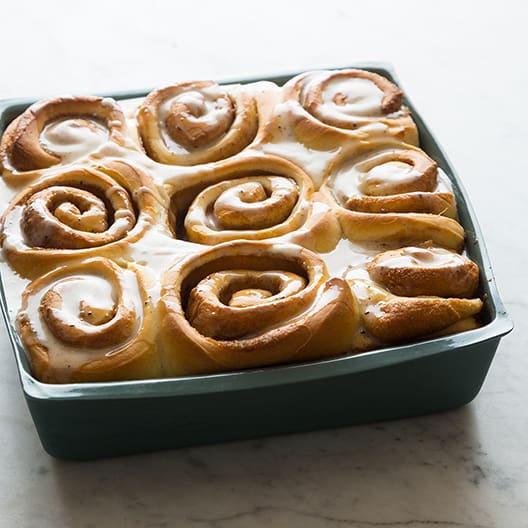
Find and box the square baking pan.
[0,63,513,460]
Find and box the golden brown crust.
[158,241,359,376]
[334,206,465,250]
[347,278,483,345]
[186,269,308,339]
[17,258,161,383]
[0,96,126,183]
[345,192,456,216]
[365,296,483,343]
[137,81,258,165]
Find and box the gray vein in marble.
[186,506,492,528]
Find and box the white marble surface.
[1,1,527,526]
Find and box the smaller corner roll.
[283,69,419,149]
[1,161,160,278]
[158,241,360,376]
[0,95,127,184]
[366,243,480,298]
[136,81,258,166]
[347,277,483,345]
[17,257,161,383]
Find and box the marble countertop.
[1,1,526,526]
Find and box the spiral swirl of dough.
[158,241,359,375]
[170,155,319,245]
[137,81,258,166]
[17,257,161,383]
[329,146,457,216]
[303,69,404,127]
[1,161,160,277]
[0,96,126,183]
[321,146,464,250]
[282,69,419,149]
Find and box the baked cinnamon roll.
[335,146,456,216]
[169,154,340,249]
[321,145,464,250]
[1,161,161,277]
[282,69,418,149]
[158,241,359,375]
[366,244,480,298]
[137,81,258,165]
[0,96,126,183]
[17,257,161,383]
[347,277,483,345]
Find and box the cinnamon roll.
[366,244,480,298]
[137,81,258,165]
[17,257,161,383]
[158,241,359,376]
[0,96,126,183]
[169,154,340,249]
[1,161,160,277]
[283,69,418,149]
[347,278,483,345]
[321,145,464,250]
[336,146,456,217]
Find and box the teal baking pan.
[0,64,513,460]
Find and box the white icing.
[46,275,116,329]
[320,77,384,118]
[360,161,422,192]
[2,206,30,252]
[126,223,198,267]
[40,118,108,163]
[257,101,338,188]
[260,140,337,189]
[376,246,463,269]
[0,267,30,320]
[321,238,379,278]
[330,149,445,204]
[436,168,453,193]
